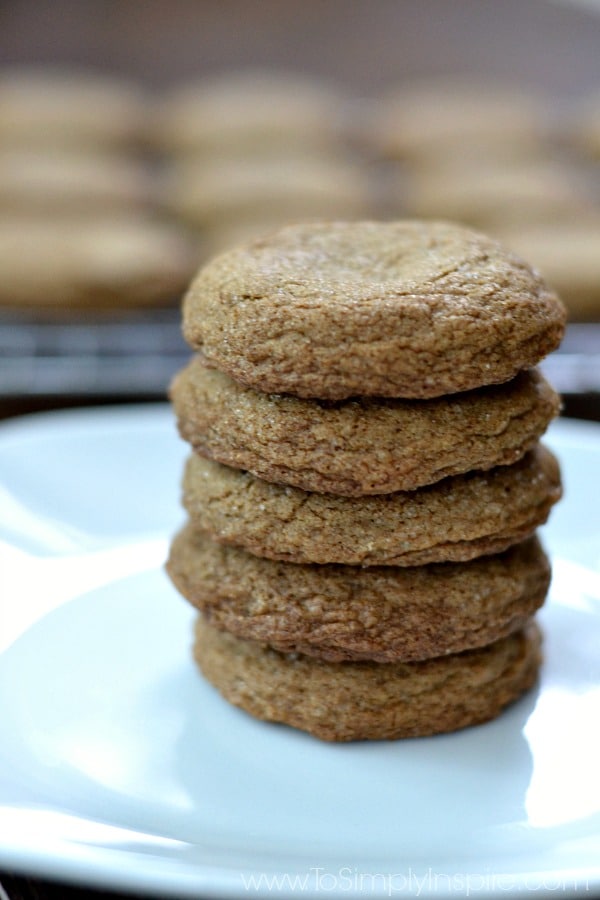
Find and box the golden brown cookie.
[370,79,550,163]
[180,445,561,566]
[404,163,595,231]
[0,151,156,215]
[0,67,147,150]
[151,70,347,157]
[168,528,550,663]
[170,358,560,495]
[182,221,566,400]
[571,89,600,161]
[0,215,196,309]
[193,617,542,741]
[162,156,373,231]
[496,221,600,322]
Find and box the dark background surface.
[1,0,600,95]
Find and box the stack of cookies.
[167,220,566,742]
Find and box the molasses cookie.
[0,215,196,309]
[182,220,565,400]
[370,79,549,164]
[162,156,373,231]
[168,528,550,663]
[0,150,156,215]
[170,359,560,495]
[404,163,594,232]
[496,221,600,321]
[0,67,147,150]
[193,617,542,741]
[571,88,600,161]
[181,445,561,566]
[152,69,347,158]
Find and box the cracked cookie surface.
[182,220,566,400]
[170,358,560,495]
[168,529,550,663]
[180,444,561,566]
[193,617,542,740]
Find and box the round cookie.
[162,156,373,231]
[496,221,600,322]
[571,88,600,161]
[193,617,542,741]
[0,150,156,215]
[170,358,560,495]
[0,215,196,310]
[151,70,347,157]
[168,528,550,663]
[181,445,561,566]
[404,163,595,232]
[0,67,147,150]
[370,79,550,163]
[182,220,566,400]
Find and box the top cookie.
[182,220,566,400]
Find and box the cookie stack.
[167,220,566,742]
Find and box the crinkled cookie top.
[182,220,566,399]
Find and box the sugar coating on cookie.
[169,530,550,663]
[182,220,566,400]
[180,445,561,566]
[193,618,542,741]
[170,359,560,495]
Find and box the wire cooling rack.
[0,310,191,398]
[0,313,598,400]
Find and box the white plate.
[0,406,599,898]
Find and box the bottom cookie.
[193,618,542,742]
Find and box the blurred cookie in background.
[185,218,292,265]
[569,87,600,161]
[162,154,376,255]
[399,161,598,231]
[496,221,600,322]
[0,67,149,152]
[367,78,553,165]
[0,215,196,312]
[0,66,197,314]
[0,150,158,216]
[151,69,351,160]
